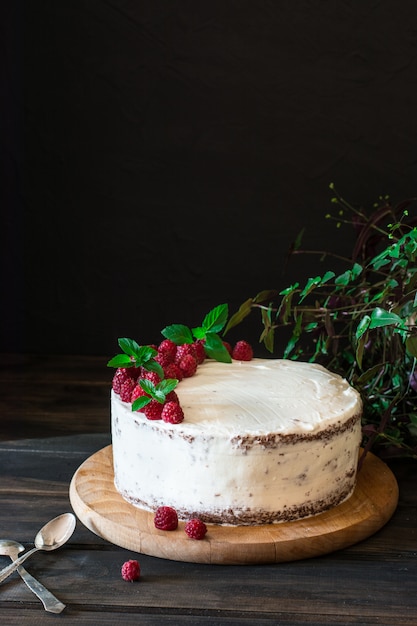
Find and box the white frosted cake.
[111,358,362,525]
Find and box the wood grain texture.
[2,353,415,623]
[70,445,399,565]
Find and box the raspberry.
[193,341,206,365]
[112,368,127,393]
[163,362,183,381]
[119,377,136,402]
[140,369,161,385]
[114,364,143,394]
[155,350,172,369]
[175,343,196,364]
[165,390,179,404]
[158,339,177,363]
[127,365,142,379]
[223,341,233,356]
[232,340,253,361]
[121,559,141,581]
[161,401,184,424]
[131,383,150,405]
[184,519,207,540]
[144,399,163,420]
[154,506,178,530]
[112,367,140,393]
[179,354,198,378]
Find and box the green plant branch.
[227,187,417,461]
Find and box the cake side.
[111,358,362,525]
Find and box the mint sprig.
[132,378,179,412]
[160,324,194,345]
[107,337,164,379]
[161,304,232,363]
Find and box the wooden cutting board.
[69,445,398,565]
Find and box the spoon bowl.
[0,540,24,558]
[0,539,66,613]
[0,513,76,584]
[34,512,76,551]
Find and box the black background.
[2,1,417,356]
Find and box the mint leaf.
[161,304,233,363]
[132,396,151,411]
[139,378,179,404]
[142,359,164,379]
[118,338,141,357]
[204,332,232,363]
[107,354,132,368]
[157,378,179,395]
[202,304,228,334]
[192,326,206,340]
[153,389,166,403]
[136,345,157,361]
[161,324,194,345]
[140,379,156,396]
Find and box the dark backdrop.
[2,1,417,356]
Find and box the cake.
[111,357,362,525]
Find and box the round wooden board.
[69,445,399,565]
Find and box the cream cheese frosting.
[111,358,362,525]
[173,359,360,434]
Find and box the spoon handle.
[0,547,38,583]
[12,558,66,613]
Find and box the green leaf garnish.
[118,338,142,357]
[132,396,151,411]
[204,332,232,363]
[141,358,164,379]
[108,338,161,376]
[107,354,133,368]
[161,324,194,345]
[132,378,179,412]
[161,304,233,364]
[201,303,228,334]
[157,378,179,395]
[139,379,157,397]
[191,326,206,340]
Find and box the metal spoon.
[0,539,65,613]
[0,513,76,584]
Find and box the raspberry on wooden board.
[154,506,178,531]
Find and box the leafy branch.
[226,186,417,460]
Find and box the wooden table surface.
[0,353,416,625]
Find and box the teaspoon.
[0,513,76,584]
[0,539,65,613]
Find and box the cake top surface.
[118,358,362,437]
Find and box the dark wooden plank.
[10,606,407,626]
[1,355,416,624]
[0,448,416,624]
[0,354,110,440]
[1,545,416,624]
[0,353,110,383]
